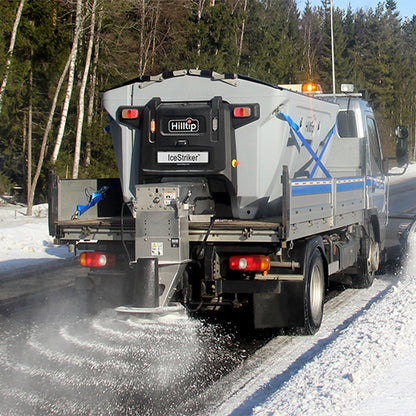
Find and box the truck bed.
[50,172,369,244]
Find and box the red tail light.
[121,108,139,119]
[229,255,271,272]
[80,252,116,268]
[233,107,252,118]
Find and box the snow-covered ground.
[0,202,72,273]
[1,163,416,415]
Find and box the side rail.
[282,167,365,240]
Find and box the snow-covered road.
[1,164,416,415]
[194,249,416,415]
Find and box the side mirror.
[395,125,409,167]
[395,125,409,140]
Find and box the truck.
[48,69,408,334]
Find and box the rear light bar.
[80,252,116,268]
[229,255,271,272]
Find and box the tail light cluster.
[80,252,116,268]
[121,108,139,119]
[232,107,252,118]
[229,255,270,273]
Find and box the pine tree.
[240,0,301,84]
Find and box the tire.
[352,226,379,289]
[302,248,325,335]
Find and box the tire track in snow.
[189,274,400,416]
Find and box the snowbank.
[388,161,416,184]
[0,203,72,273]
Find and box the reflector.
[150,119,156,133]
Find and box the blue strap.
[76,186,109,217]
[310,124,336,178]
[279,112,332,178]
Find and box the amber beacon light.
[301,83,323,94]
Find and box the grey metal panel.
[134,183,192,306]
[290,204,333,223]
[290,190,332,223]
[336,188,365,215]
[57,179,99,221]
[102,74,339,220]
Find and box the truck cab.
[323,93,387,256]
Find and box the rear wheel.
[352,226,379,289]
[302,248,325,335]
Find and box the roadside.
[0,202,80,307]
[0,202,73,273]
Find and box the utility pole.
[330,0,336,94]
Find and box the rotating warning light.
[229,255,271,272]
[80,252,116,268]
[301,83,322,94]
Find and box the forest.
[0,0,415,212]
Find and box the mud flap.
[253,236,326,329]
[253,281,304,329]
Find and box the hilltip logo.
[168,117,199,133]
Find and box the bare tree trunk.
[84,2,103,169]
[73,0,97,179]
[196,0,206,62]
[26,63,33,215]
[237,0,248,68]
[25,21,78,215]
[50,0,84,165]
[0,0,26,117]
[138,0,146,75]
[150,0,161,70]
[141,1,162,75]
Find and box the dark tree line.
[0,0,415,210]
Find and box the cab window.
[337,110,357,138]
[366,117,383,173]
